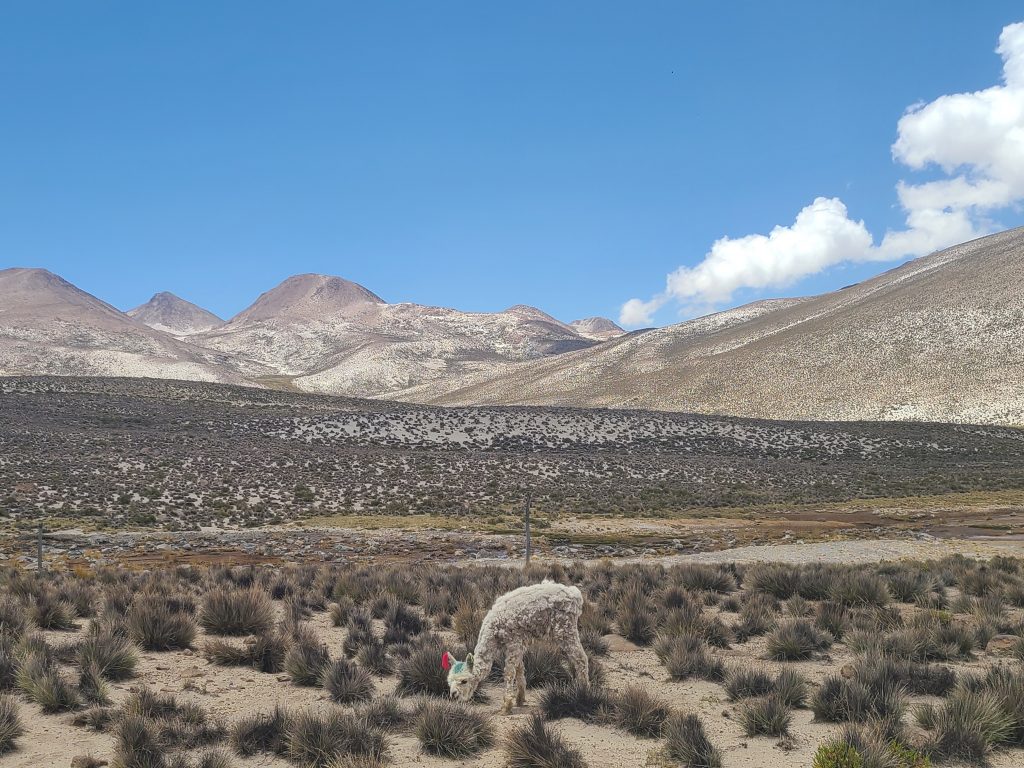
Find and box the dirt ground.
[10,538,1024,768]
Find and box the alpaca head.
[443,651,479,701]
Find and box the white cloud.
[620,21,1024,327]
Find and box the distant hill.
[128,291,224,335]
[0,268,246,384]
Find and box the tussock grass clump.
[121,688,225,749]
[811,673,907,726]
[657,634,725,682]
[615,588,657,646]
[739,695,792,737]
[746,564,801,599]
[127,597,196,651]
[734,594,778,641]
[580,628,610,657]
[415,699,494,758]
[383,600,427,645]
[322,657,375,704]
[395,637,449,697]
[830,571,890,608]
[815,601,850,640]
[284,626,331,686]
[539,680,609,723]
[813,721,930,768]
[111,714,163,768]
[774,669,809,709]
[916,688,1014,763]
[30,589,78,631]
[287,710,387,768]
[505,714,587,768]
[664,712,721,768]
[192,749,233,768]
[724,666,775,701]
[453,596,485,648]
[669,564,736,595]
[329,597,355,627]
[355,695,408,733]
[230,705,291,757]
[0,599,27,638]
[356,641,393,675]
[16,652,80,713]
[0,695,23,754]
[79,629,138,682]
[204,633,287,674]
[198,587,274,636]
[765,619,832,661]
[613,685,670,737]
[342,608,375,658]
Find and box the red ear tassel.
[441,652,451,671]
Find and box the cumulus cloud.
[620,21,1024,327]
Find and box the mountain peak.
[569,316,625,341]
[128,292,224,335]
[230,273,384,324]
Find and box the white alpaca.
[443,580,588,712]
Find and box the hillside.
[422,229,1024,424]
[128,291,224,335]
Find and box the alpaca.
[443,580,588,712]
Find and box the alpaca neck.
[471,628,496,683]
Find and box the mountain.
[128,292,224,335]
[193,275,599,397]
[420,228,1024,424]
[570,317,626,341]
[0,268,247,384]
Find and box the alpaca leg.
[566,631,589,684]
[502,644,523,713]
[515,658,527,706]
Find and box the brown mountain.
[128,291,224,335]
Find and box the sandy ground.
[11,539,1024,768]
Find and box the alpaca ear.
[441,652,452,671]
[465,653,474,672]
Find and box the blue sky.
[2,3,1022,326]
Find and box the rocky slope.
[128,291,224,335]
[570,316,626,340]
[194,274,600,397]
[423,228,1024,424]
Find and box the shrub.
[330,597,355,627]
[670,564,736,594]
[739,695,792,737]
[127,597,196,651]
[230,706,291,757]
[287,710,387,768]
[415,699,494,758]
[724,666,775,701]
[120,688,225,749]
[284,626,331,686]
[205,634,287,674]
[813,722,930,768]
[811,673,907,726]
[734,595,777,640]
[664,712,721,768]
[0,695,23,754]
[322,658,375,704]
[199,588,274,636]
[765,619,832,661]
[815,601,850,640]
[539,680,609,722]
[505,713,587,768]
[383,600,427,645]
[613,685,670,737]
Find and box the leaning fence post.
[523,491,532,566]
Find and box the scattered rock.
[986,634,1020,655]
